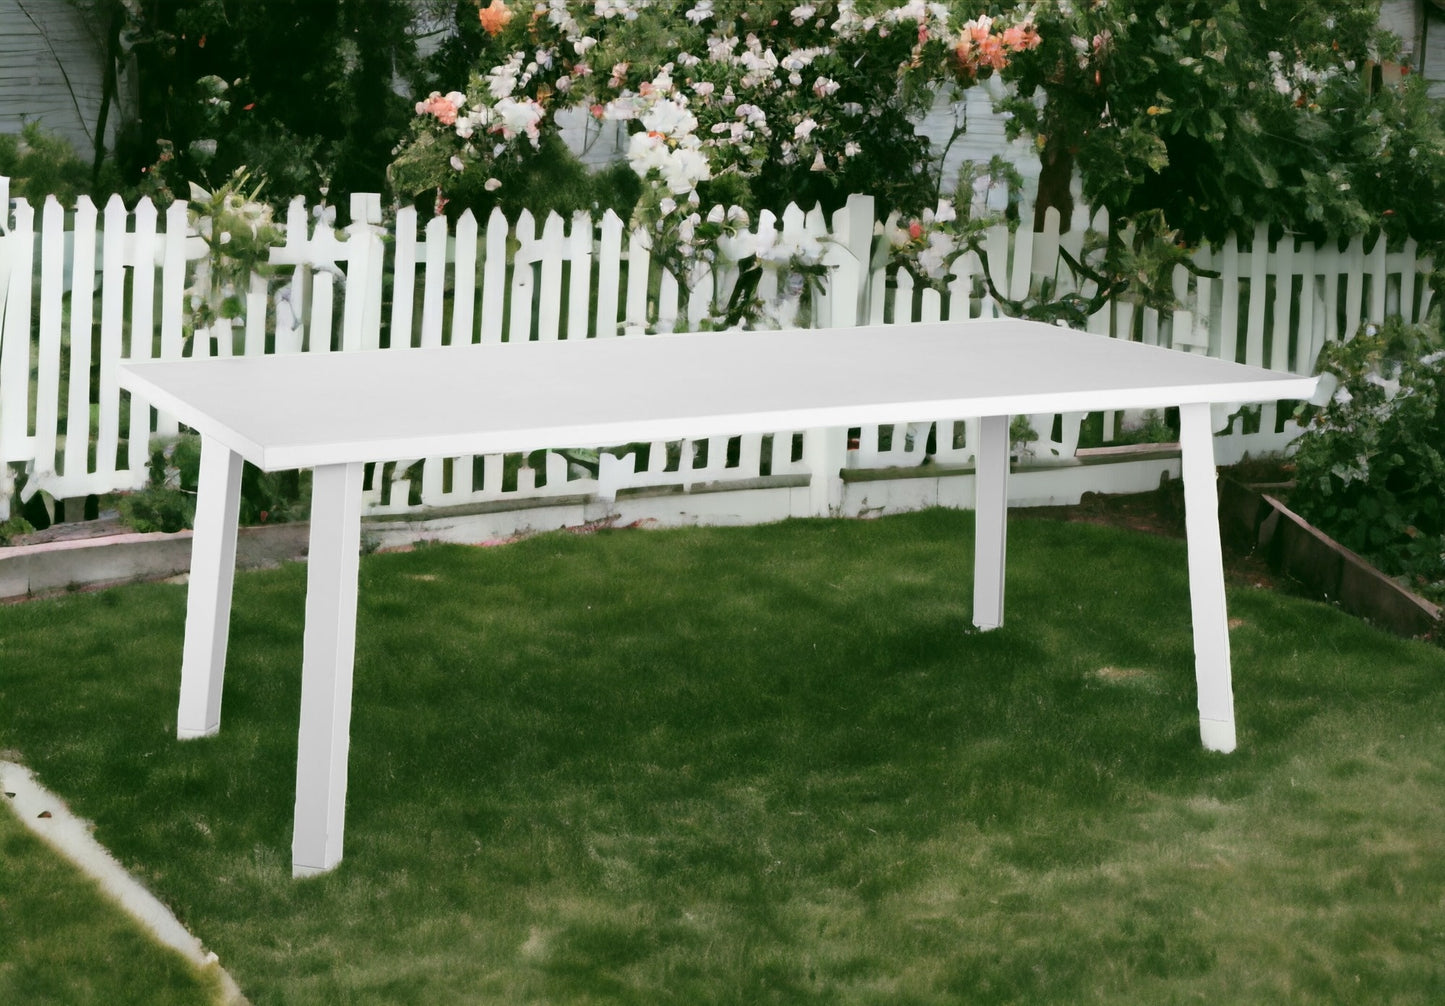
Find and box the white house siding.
[0,0,111,157]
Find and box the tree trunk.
[1033,139,1076,233]
[92,2,124,185]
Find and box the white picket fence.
[0,175,1434,530]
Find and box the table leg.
[176,440,243,739]
[973,414,1010,630]
[292,461,365,877]
[1179,402,1237,753]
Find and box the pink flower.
[1002,20,1041,52]
[416,91,462,126]
[977,34,1007,70]
[908,220,924,240]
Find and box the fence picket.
[63,197,98,483]
[1243,224,1269,368]
[95,195,127,481]
[1369,233,1389,322]
[1342,234,1366,340]
[1294,241,1320,371]
[420,211,449,349]
[0,198,35,465]
[509,210,537,342]
[450,210,478,347]
[352,194,386,351]
[535,212,566,340]
[390,206,419,349]
[1270,233,1294,372]
[127,199,162,456]
[595,210,623,337]
[33,198,66,490]
[1399,237,1419,325]
[480,207,508,343]
[567,211,592,340]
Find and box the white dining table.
[119,320,1319,877]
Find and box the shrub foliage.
[1291,318,1445,602]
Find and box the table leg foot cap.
[1199,717,1237,753]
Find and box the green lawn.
[0,802,229,1005]
[1,510,1443,1004]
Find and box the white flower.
[486,52,525,99]
[493,96,545,147]
[735,103,767,126]
[794,116,818,141]
[685,1,714,24]
[450,155,465,171]
[678,212,699,243]
[707,34,739,61]
[660,145,710,193]
[604,94,644,120]
[812,76,839,98]
[485,177,503,191]
[884,0,929,24]
[917,231,956,280]
[642,97,698,138]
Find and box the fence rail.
[0,177,1433,529]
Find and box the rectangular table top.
[118,320,1320,472]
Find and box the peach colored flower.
[977,34,1007,70]
[416,91,461,126]
[478,0,513,37]
[1000,14,1041,52]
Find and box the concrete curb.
[1,523,311,601]
[1,760,249,1004]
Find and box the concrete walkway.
[1,760,248,1004]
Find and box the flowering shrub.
[388,0,1040,326]
[389,2,1038,214]
[1291,319,1445,603]
[878,156,1026,291]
